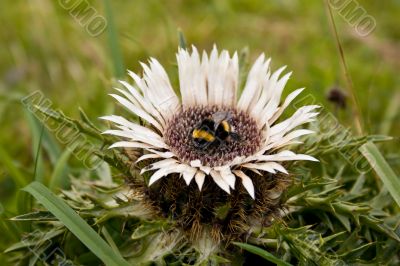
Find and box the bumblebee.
[191,111,239,149]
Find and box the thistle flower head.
[102,45,318,198]
[101,46,319,240]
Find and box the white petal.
[237,55,271,112]
[118,80,166,127]
[182,166,197,185]
[242,162,276,174]
[190,160,211,175]
[269,162,288,174]
[268,88,305,124]
[101,115,164,140]
[250,67,289,124]
[206,46,219,105]
[200,165,212,175]
[248,168,263,176]
[249,150,319,163]
[191,46,208,105]
[141,158,178,174]
[145,149,175,158]
[275,128,314,142]
[190,160,202,168]
[242,162,288,174]
[261,126,270,144]
[114,88,142,111]
[268,141,304,150]
[108,141,153,149]
[148,166,177,186]
[233,170,255,199]
[267,130,314,151]
[219,167,236,189]
[246,72,272,121]
[229,156,246,166]
[177,46,206,106]
[269,105,320,137]
[257,70,291,126]
[205,46,239,106]
[210,170,230,194]
[147,162,196,187]
[102,129,167,149]
[226,51,239,106]
[194,171,206,190]
[272,151,319,162]
[140,59,180,120]
[109,94,164,132]
[177,46,238,107]
[176,48,191,105]
[136,153,162,163]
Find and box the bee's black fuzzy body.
[191,111,240,149]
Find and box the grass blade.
[360,142,400,208]
[33,124,45,183]
[103,0,125,78]
[24,108,62,165]
[233,242,293,266]
[325,0,364,135]
[49,145,74,190]
[23,181,130,266]
[379,90,400,135]
[0,146,27,187]
[24,110,45,183]
[101,227,121,256]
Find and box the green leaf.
[340,242,375,260]
[334,213,351,232]
[33,104,105,141]
[233,242,292,266]
[22,181,130,266]
[360,142,400,208]
[79,107,101,132]
[177,29,187,49]
[96,161,113,185]
[93,203,154,224]
[125,230,183,264]
[131,221,168,240]
[4,228,64,253]
[214,202,231,220]
[359,215,400,242]
[11,211,56,221]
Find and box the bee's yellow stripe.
[192,129,215,142]
[221,120,230,132]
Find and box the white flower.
[101,45,318,199]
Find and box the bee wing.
[211,111,232,129]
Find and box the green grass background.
[0,0,399,263]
